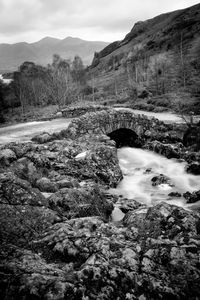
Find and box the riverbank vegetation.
[1,34,200,126]
[1,36,200,126]
[0,54,95,124]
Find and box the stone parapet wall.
[61,109,183,142]
[61,105,109,118]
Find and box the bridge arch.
[107,128,141,148]
[63,109,169,145]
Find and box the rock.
[0,204,61,247]
[182,150,200,164]
[54,143,122,188]
[151,174,174,187]
[36,177,58,193]
[13,157,39,184]
[57,179,79,189]
[183,190,200,203]
[186,162,200,175]
[144,168,152,174]
[168,192,182,197]
[25,152,51,168]
[3,142,37,158]
[143,141,182,159]
[123,202,199,245]
[117,198,143,214]
[75,151,88,160]
[1,203,200,299]
[123,206,148,228]
[0,248,68,299]
[0,172,60,248]
[0,172,47,206]
[55,111,63,117]
[2,114,200,299]
[32,132,54,144]
[48,185,113,220]
[0,148,16,166]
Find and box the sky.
[0,0,199,44]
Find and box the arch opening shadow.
[107,128,142,148]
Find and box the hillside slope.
[90,3,200,112]
[0,37,108,72]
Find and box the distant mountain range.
[0,37,109,72]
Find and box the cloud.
[0,0,199,43]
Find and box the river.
[0,110,199,221]
[0,109,194,145]
[115,107,200,124]
[0,74,13,84]
[0,118,71,144]
[111,147,200,221]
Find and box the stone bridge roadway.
[62,109,181,146]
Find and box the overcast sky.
[0,0,199,44]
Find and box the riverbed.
[1,109,199,217]
[111,147,200,221]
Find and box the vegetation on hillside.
[90,3,200,113]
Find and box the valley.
[0,2,200,299]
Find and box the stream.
[111,147,200,221]
[0,118,71,144]
[0,109,190,145]
[1,111,200,222]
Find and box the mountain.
[92,3,200,67]
[90,3,200,111]
[0,37,109,72]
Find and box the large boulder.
[53,143,122,188]
[0,173,60,247]
[0,172,46,206]
[183,190,200,204]
[143,141,182,159]
[151,174,174,187]
[0,204,60,247]
[12,157,39,184]
[0,148,16,166]
[186,162,200,175]
[48,186,113,220]
[36,177,58,193]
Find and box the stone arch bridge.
[62,109,179,147]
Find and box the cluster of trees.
[0,79,14,122]
[0,54,89,117]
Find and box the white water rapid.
[111,147,200,221]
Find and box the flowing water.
[0,118,71,144]
[1,108,199,145]
[0,74,13,84]
[115,107,200,124]
[111,147,200,221]
[0,114,199,222]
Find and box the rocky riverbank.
[0,112,200,299]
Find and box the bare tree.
[47,54,74,108]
